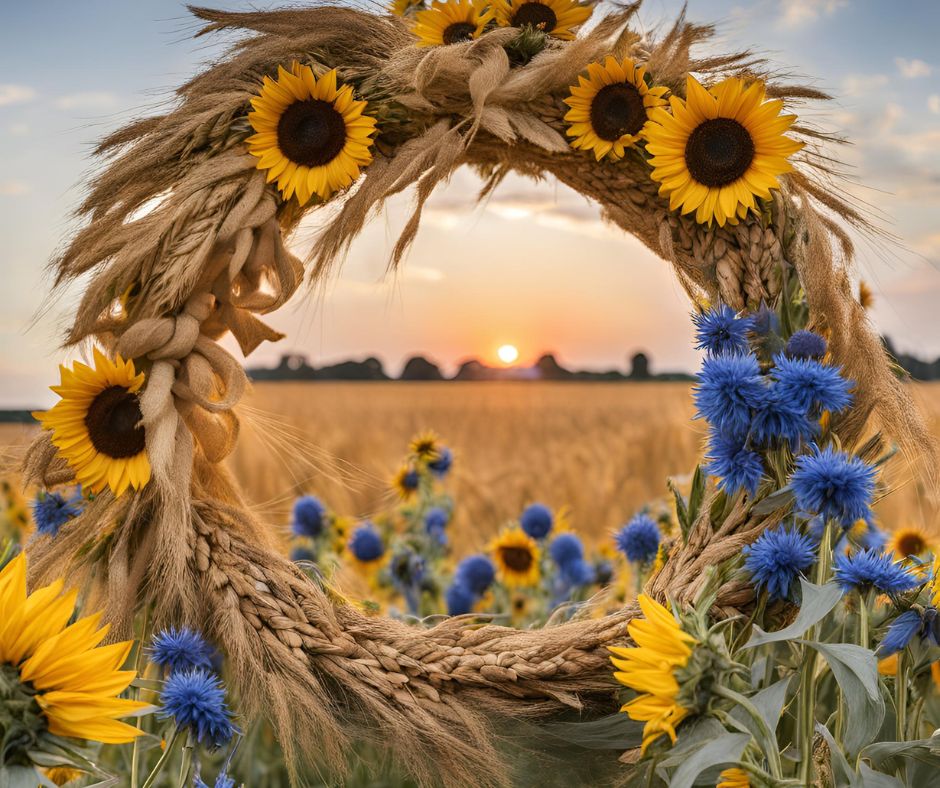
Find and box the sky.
[1,0,939,407]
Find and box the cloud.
[0,84,36,107]
[840,73,888,98]
[0,181,29,196]
[7,123,29,137]
[778,0,846,28]
[54,91,119,110]
[895,58,932,79]
[928,94,940,115]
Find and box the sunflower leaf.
[729,676,791,741]
[742,579,842,648]
[802,641,884,755]
[661,732,751,788]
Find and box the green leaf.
[861,732,940,771]
[743,579,843,649]
[688,465,706,524]
[0,766,57,788]
[857,763,904,788]
[750,484,795,515]
[655,718,727,770]
[815,722,855,788]
[664,732,751,788]
[729,677,791,741]
[668,477,691,540]
[803,641,885,755]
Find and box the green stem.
[141,728,182,788]
[714,685,783,780]
[131,606,150,788]
[896,651,908,743]
[908,694,926,741]
[799,520,833,785]
[859,591,870,650]
[178,732,194,787]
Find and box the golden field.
[3,382,939,553]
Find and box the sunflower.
[492,0,591,40]
[392,465,421,500]
[34,348,151,497]
[490,527,540,587]
[859,280,874,310]
[609,594,696,753]
[889,527,931,560]
[645,76,804,227]
[717,768,750,788]
[247,63,377,206]
[390,0,425,15]
[564,56,669,161]
[410,430,441,462]
[0,553,148,755]
[412,0,494,47]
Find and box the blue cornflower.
[520,503,553,540]
[749,384,815,447]
[560,558,596,587]
[290,545,316,563]
[791,446,875,526]
[549,533,584,569]
[454,555,496,595]
[424,507,449,534]
[772,354,852,414]
[833,549,920,596]
[349,524,384,563]
[876,609,937,656]
[31,489,83,537]
[705,432,764,496]
[693,306,754,356]
[750,303,780,336]
[742,525,816,602]
[594,559,614,586]
[149,627,215,674]
[785,330,827,360]
[290,495,325,538]
[428,447,453,477]
[196,775,236,788]
[445,583,477,615]
[159,669,235,750]
[614,514,660,563]
[693,353,765,438]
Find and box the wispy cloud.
[840,73,888,98]
[778,0,847,29]
[0,181,30,196]
[54,91,120,110]
[895,57,932,79]
[929,95,940,115]
[0,84,36,107]
[7,123,29,137]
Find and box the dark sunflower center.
[442,22,478,44]
[684,117,755,187]
[84,386,146,459]
[589,82,647,142]
[897,533,926,557]
[276,99,347,168]
[500,546,534,573]
[511,2,557,31]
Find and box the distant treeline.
[247,351,693,383]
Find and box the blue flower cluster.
[693,308,852,496]
[350,523,385,562]
[31,488,84,537]
[424,507,450,546]
[159,669,236,750]
[446,554,496,615]
[290,495,325,538]
[615,514,660,564]
[428,447,453,477]
[150,627,216,674]
[833,549,920,596]
[791,445,876,526]
[549,533,595,592]
[742,525,816,602]
[520,503,553,540]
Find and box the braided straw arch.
[21,3,937,784]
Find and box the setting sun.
[497,344,519,365]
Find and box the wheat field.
[227,381,940,552]
[3,381,938,553]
